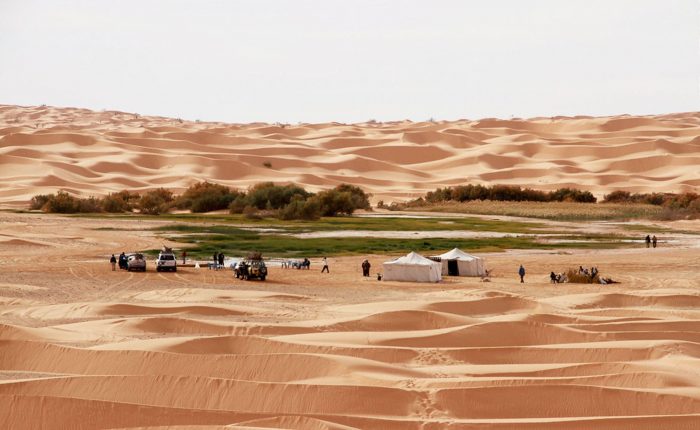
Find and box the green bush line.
[29,181,370,220]
[383,186,700,220]
[30,182,700,220]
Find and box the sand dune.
[1,103,700,430]
[1,105,699,205]
[0,214,699,428]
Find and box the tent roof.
[434,248,481,261]
[385,251,437,266]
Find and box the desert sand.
[1,212,699,429]
[1,105,700,206]
[2,104,700,428]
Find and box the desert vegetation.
[151,224,630,258]
[29,181,370,220]
[602,191,700,220]
[382,185,700,220]
[416,185,597,204]
[29,182,700,221]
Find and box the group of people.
[279,257,328,272]
[645,235,658,248]
[109,252,128,271]
[579,265,599,278]
[282,258,311,269]
[549,271,568,284]
[211,252,225,269]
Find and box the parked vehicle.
[127,253,146,272]
[156,249,177,272]
[235,258,267,281]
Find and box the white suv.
[156,251,177,272]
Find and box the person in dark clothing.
[361,259,371,277]
[645,235,651,248]
[218,252,224,266]
[118,252,127,270]
[182,251,187,264]
[652,235,657,248]
[110,254,117,271]
[550,271,557,284]
[518,265,525,283]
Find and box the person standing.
[119,252,127,270]
[645,235,651,248]
[652,235,657,248]
[550,271,556,284]
[361,259,371,276]
[518,265,526,283]
[321,257,329,273]
[218,252,224,267]
[182,251,187,264]
[110,254,117,271]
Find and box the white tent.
[433,248,486,277]
[382,252,442,283]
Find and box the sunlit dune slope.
[1,105,698,205]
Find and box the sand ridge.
[1,104,699,206]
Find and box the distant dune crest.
[1,104,698,206]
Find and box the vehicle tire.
[260,275,266,281]
[172,268,177,273]
[157,267,161,272]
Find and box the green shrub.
[315,184,371,216]
[138,188,173,215]
[42,191,78,213]
[102,190,139,213]
[76,196,103,213]
[335,184,371,210]
[317,189,353,216]
[549,188,597,203]
[29,194,51,210]
[243,205,262,219]
[229,195,248,214]
[175,181,239,212]
[603,190,631,203]
[247,182,310,210]
[279,195,321,220]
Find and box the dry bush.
[565,268,600,284]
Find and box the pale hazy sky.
[1,0,698,123]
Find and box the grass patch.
[153,228,631,258]
[82,212,544,234]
